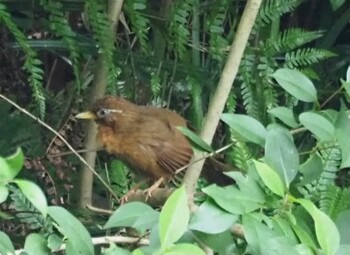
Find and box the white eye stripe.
[98,108,123,117]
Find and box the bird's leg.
[144,177,165,200]
[120,180,145,204]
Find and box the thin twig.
[49,148,99,158]
[175,143,234,174]
[0,93,119,203]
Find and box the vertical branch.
[77,0,124,208]
[184,0,263,209]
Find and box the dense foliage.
[0,0,349,254]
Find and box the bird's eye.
[97,108,110,118]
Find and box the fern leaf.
[319,186,350,219]
[0,3,46,118]
[264,29,324,55]
[39,0,81,91]
[124,0,150,54]
[285,48,336,68]
[258,0,301,25]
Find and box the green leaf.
[268,107,299,128]
[193,231,234,254]
[329,0,345,10]
[243,214,299,255]
[296,199,340,255]
[189,199,238,234]
[265,125,299,188]
[221,113,267,146]
[290,224,318,251]
[24,233,50,255]
[103,243,131,255]
[13,179,47,217]
[0,158,11,185]
[335,210,350,245]
[5,148,24,177]
[104,202,158,232]
[162,243,205,255]
[48,206,94,255]
[203,184,263,214]
[253,160,285,197]
[299,112,335,141]
[47,234,62,251]
[335,104,350,168]
[177,127,213,152]
[299,154,323,184]
[0,185,9,203]
[272,68,317,102]
[159,186,189,249]
[0,231,15,255]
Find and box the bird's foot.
[143,177,164,200]
[119,181,144,204]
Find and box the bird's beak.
[75,111,97,120]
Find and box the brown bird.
[76,96,232,197]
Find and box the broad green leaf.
[0,231,15,255]
[243,214,298,255]
[0,158,11,184]
[253,160,285,197]
[272,217,298,244]
[13,179,47,217]
[48,206,94,255]
[104,202,158,231]
[189,199,237,234]
[193,231,234,254]
[0,185,9,203]
[299,154,323,185]
[221,113,267,146]
[47,234,62,251]
[299,112,335,141]
[290,224,318,251]
[24,233,50,255]
[203,184,263,214]
[177,126,213,152]
[329,0,345,10]
[297,199,340,255]
[265,125,299,188]
[335,210,350,245]
[162,243,205,255]
[132,248,145,255]
[159,186,189,249]
[103,243,131,255]
[268,107,299,128]
[225,171,265,204]
[5,148,24,178]
[335,104,350,168]
[336,245,350,255]
[272,68,317,102]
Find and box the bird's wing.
[137,121,193,174]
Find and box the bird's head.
[75,96,134,126]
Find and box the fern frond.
[85,0,119,91]
[169,0,194,60]
[257,0,301,26]
[319,186,350,219]
[0,3,45,118]
[285,48,336,68]
[264,29,324,55]
[124,0,150,53]
[228,139,251,171]
[239,55,259,118]
[9,186,51,231]
[207,0,229,62]
[39,0,81,90]
[317,143,341,192]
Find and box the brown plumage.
[76,96,232,189]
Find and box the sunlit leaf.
[159,186,189,249]
[221,113,267,146]
[48,206,94,255]
[268,107,299,128]
[13,179,47,217]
